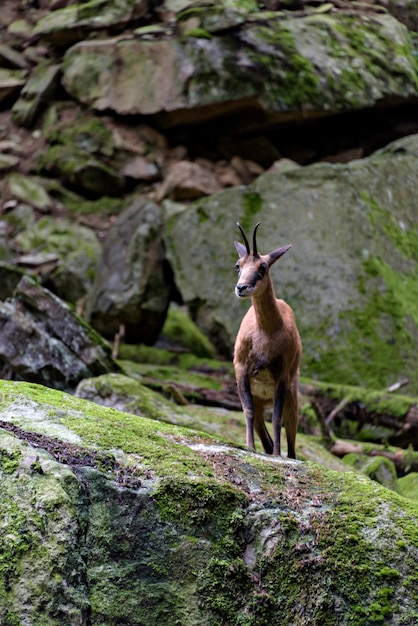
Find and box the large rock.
[0,68,27,104]
[0,275,119,390]
[12,64,61,128]
[164,134,418,393]
[33,0,148,45]
[85,197,172,344]
[0,378,418,626]
[15,216,102,303]
[61,12,418,124]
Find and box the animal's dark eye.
[257,264,267,279]
[235,263,240,274]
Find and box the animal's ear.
[268,244,292,266]
[234,241,248,258]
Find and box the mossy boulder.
[1,379,418,625]
[75,371,246,439]
[11,63,61,128]
[61,12,418,122]
[37,143,125,198]
[15,216,101,302]
[398,472,418,500]
[33,0,148,46]
[7,173,52,210]
[342,453,399,492]
[0,276,119,389]
[164,134,418,393]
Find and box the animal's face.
[235,254,270,299]
[233,222,292,299]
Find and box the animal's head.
[234,222,292,299]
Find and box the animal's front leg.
[272,382,286,456]
[237,373,255,450]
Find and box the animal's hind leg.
[283,382,299,459]
[254,398,273,454]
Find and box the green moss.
[126,362,222,391]
[398,473,418,501]
[317,191,418,390]
[37,144,120,182]
[182,28,212,40]
[201,460,418,626]
[364,191,418,264]
[200,554,252,623]
[361,456,398,492]
[0,450,21,474]
[154,478,244,534]
[118,343,231,374]
[247,24,320,109]
[118,344,176,365]
[0,380,212,481]
[161,307,216,358]
[240,191,263,233]
[47,115,113,156]
[306,14,418,102]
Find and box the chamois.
[233,222,301,459]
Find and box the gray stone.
[33,0,149,45]
[0,43,31,70]
[0,152,19,171]
[61,13,418,124]
[12,64,61,127]
[85,196,171,344]
[0,262,25,301]
[0,275,119,390]
[0,68,27,105]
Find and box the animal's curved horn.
[253,222,261,256]
[237,222,250,255]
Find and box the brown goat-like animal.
[233,222,302,458]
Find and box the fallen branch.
[325,397,350,425]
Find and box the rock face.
[0,276,119,390]
[85,197,172,344]
[61,12,418,124]
[164,134,418,393]
[1,379,418,626]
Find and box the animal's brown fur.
[233,223,302,458]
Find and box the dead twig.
[387,378,409,393]
[310,398,335,447]
[112,324,125,360]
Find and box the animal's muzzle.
[235,284,250,297]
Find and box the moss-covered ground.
[1,379,418,625]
